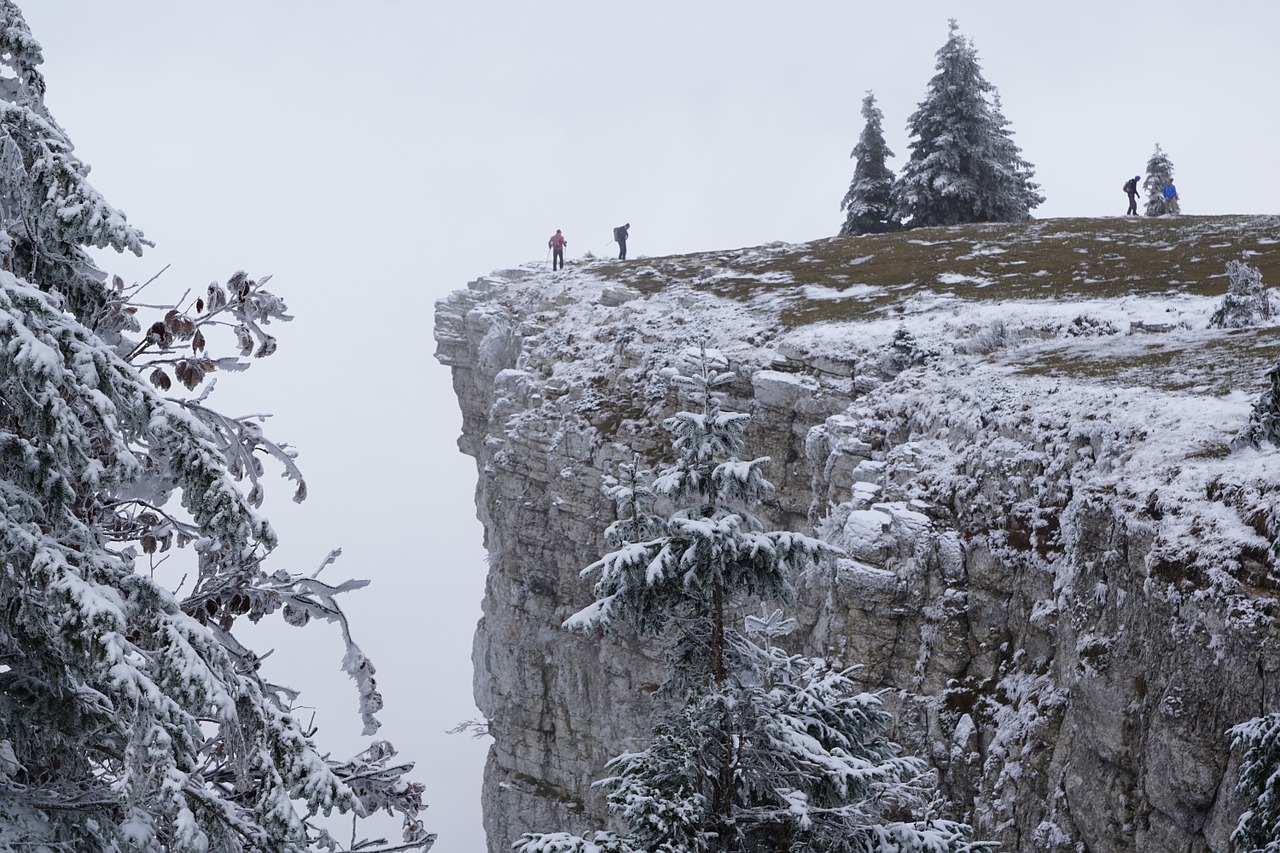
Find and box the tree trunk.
[708,581,739,852]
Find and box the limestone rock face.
[434,220,1280,852]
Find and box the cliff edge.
[435,216,1280,852]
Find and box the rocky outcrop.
[435,218,1280,852]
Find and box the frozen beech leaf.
[208,283,227,310]
[175,360,204,390]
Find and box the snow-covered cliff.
[435,216,1280,852]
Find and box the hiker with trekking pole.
[613,223,630,260]
[548,229,567,270]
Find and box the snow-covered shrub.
[1210,258,1273,329]
[1066,314,1119,337]
[956,319,1011,355]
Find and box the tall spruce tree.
[1143,143,1176,216]
[891,19,1044,228]
[515,348,984,853]
[0,3,432,850]
[839,91,898,236]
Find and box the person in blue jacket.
[1162,179,1179,215]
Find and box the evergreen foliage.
[1231,712,1280,852]
[878,326,939,375]
[891,20,1043,228]
[1143,144,1176,216]
[516,347,985,853]
[1210,258,1272,329]
[839,92,898,236]
[1233,362,1280,451]
[0,4,432,850]
[0,0,149,321]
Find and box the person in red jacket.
[548,229,567,270]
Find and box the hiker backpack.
[613,226,624,242]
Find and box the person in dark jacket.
[613,223,630,260]
[548,229,567,269]
[1123,175,1140,215]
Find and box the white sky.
[15,1,1280,849]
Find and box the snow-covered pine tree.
[1143,143,1175,216]
[839,91,898,236]
[0,4,432,851]
[515,347,985,853]
[891,19,1044,228]
[1230,712,1280,852]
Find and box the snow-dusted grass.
[589,215,1280,334]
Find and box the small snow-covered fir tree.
[1143,143,1175,216]
[1211,258,1272,329]
[1233,362,1280,451]
[839,91,898,236]
[878,325,938,375]
[891,19,1043,228]
[1231,712,1280,851]
[0,3,432,850]
[515,347,985,853]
